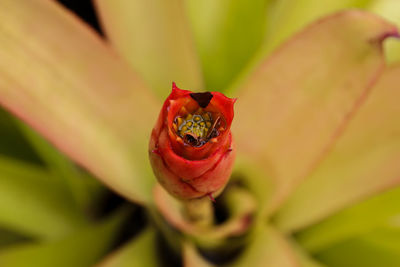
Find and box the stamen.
[177,117,183,127]
[206,116,220,139]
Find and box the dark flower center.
[173,107,222,147]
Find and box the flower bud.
[149,83,236,200]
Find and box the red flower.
[149,83,236,200]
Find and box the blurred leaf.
[297,253,327,267]
[262,0,371,56]
[228,225,299,267]
[0,228,30,248]
[185,0,268,91]
[0,108,41,163]
[368,0,400,63]
[295,187,400,253]
[0,0,160,205]
[95,0,204,98]
[233,156,276,219]
[0,208,129,267]
[275,65,400,232]
[0,156,86,240]
[260,0,400,65]
[234,10,397,217]
[288,237,329,267]
[314,227,400,267]
[96,227,159,267]
[17,122,105,212]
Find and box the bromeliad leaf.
[185,0,268,91]
[276,65,400,232]
[0,208,129,267]
[96,227,159,267]
[16,122,103,212]
[234,11,398,216]
[228,225,299,267]
[0,156,86,240]
[262,0,372,56]
[314,226,400,267]
[95,0,204,98]
[295,187,400,253]
[0,0,160,205]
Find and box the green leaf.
[95,0,204,98]
[227,225,299,267]
[259,0,400,65]
[0,156,86,240]
[0,228,30,248]
[96,227,159,267]
[294,187,400,253]
[314,227,400,267]
[17,122,105,212]
[0,0,160,205]
[0,208,129,267]
[234,10,398,217]
[275,65,400,232]
[0,108,41,163]
[262,0,371,56]
[185,0,268,91]
[292,244,328,267]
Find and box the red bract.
[149,83,236,200]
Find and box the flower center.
[173,108,221,147]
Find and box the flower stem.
[183,197,214,227]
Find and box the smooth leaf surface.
[185,0,268,91]
[17,122,104,212]
[262,0,371,56]
[276,65,400,232]
[96,227,159,267]
[95,0,204,98]
[228,225,299,267]
[294,187,400,252]
[314,227,400,267]
[0,208,128,267]
[0,0,160,204]
[234,11,398,216]
[0,156,86,240]
[261,0,400,63]
[290,241,327,267]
